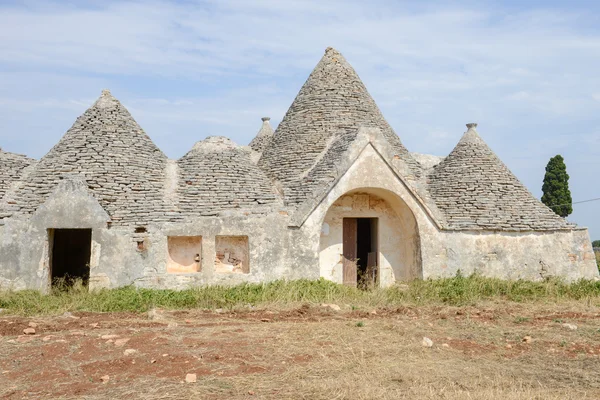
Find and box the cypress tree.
[541,155,572,217]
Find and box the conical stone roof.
[428,124,571,231]
[177,136,280,216]
[0,148,35,201]
[259,47,420,206]
[249,117,274,153]
[6,90,168,226]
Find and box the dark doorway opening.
[343,218,378,288]
[50,229,92,287]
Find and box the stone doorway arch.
[318,188,422,287]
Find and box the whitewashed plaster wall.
[318,192,420,286]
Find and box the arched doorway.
[318,188,421,287]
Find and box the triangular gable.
[32,175,110,229]
[289,127,445,228]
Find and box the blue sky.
[0,0,598,239]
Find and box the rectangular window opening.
[215,236,249,274]
[167,236,202,273]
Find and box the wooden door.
[342,218,357,287]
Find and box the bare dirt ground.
[1,303,600,399]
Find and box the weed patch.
[1,276,600,316]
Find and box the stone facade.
[0,47,597,291]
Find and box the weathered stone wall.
[0,214,290,292]
[287,139,598,284]
[421,229,598,281]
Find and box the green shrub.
[1,275,600,316]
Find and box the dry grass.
[2,301,600,399]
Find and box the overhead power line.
[548,197,600,208]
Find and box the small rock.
[23,328,35,335]
[28,322,37,328]
[506,344,512,349]
[522,336,533,343]
[562,323,578,331]
[369,310,377,315]
[150,359,156,364]
[442,343,450,348]
[101,334,119,340]
[148,308,165,320]
[123,349,137,356]
[260,318,271,323]
[320,303,341,311]
[100,375,110,384]
[42,335,56,342]
[422,337,433,348]
[248,390,255,395]
[62,312,80,319]
[215,308,224,313]
[114,338,130,347]
[89,323,98,328]
[185,373,197,383]
[162,354,169,357]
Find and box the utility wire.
[548,197,600,208]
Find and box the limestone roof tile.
[258,47,421,207]
[0,148,35,200]
[427,123,572,231]
[3,89,169,226]
[249,117,274,153]
[176,136,280,217]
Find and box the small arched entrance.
[318,188,421,287]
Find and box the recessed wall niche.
[215,236,249,274]
[167,236,202,273]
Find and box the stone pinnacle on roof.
[258,47,421,206]
[249,117,275,153]
[427,123,571,231]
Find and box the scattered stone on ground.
[124,349,137,356]
[62,312,80,319]
[185,373,197,383]
[100,375,110,384]
[28,322,37,328]
[114,338,130,347]
[23,328,35,335]
[523,336,533,343]
[320,303,341,311]
[422,337,433,347]
[562,323,578,331]
[101,334,119,340]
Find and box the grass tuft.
[1,275,600,316]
